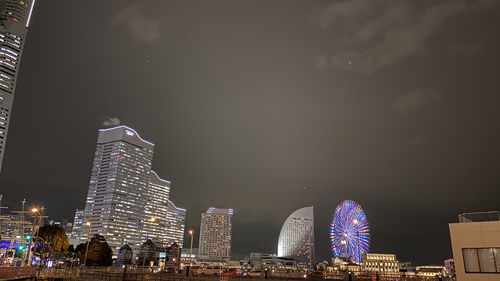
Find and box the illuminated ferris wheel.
[329,200,370,264]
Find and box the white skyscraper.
[143,171,186,248]
[199,207,233,259]
[0,0,36,172]
[143,171,170,246]
[165,199,186,247]
[83,126,154,253]
[277,206,314,263]
[81,125,187,255]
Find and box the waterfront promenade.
[0,267,449,281]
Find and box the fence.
[72,271,450,281]
[0,267,36,279]
[0,267,452,281]
[458,211,500,223]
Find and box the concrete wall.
[449,221,500,281]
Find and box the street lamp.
[189,230,194,267]
[26,208,41,266]
[83,222,92,267]
[189,230,194,256]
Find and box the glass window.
[463,248,500,273]
[463,248,480,273]
[478,248,496,273]
[494,248,500,273]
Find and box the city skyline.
[0,0,499,265]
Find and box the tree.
[36,225,69,253]
[137,239,159,266]
[75,234,112,266]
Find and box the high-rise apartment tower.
[83,126,154,253]
[198,207,233,259]
[81,125,186,255]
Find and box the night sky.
[1,0,499,265]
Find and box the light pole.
[189,230,193,256]
[189,230,194,266]
[26,208,41,266]
[83,222,92,267]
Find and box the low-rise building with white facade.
[449,211,500,281]
[361,253,399,278]
[415,266,445,278]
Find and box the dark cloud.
[102,117,121,127]
[111,4,162,44]
[315,0,500,73]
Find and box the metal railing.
[0,266,36,279]
[0,267,453,281]
[458,211,500,223]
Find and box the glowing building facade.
[361,253,400,278]
[0,0,36,172]
[143,171,186,248]
[165,199,186,247]
[277,206,314,263]
[143,171,171,246]
[81,125,186,255]
[83,126,154,253]
[198,207,233,259]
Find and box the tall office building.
[82,125,187,255]
[0,0,36,172]
[143,171,186,248]
[83,126,154,253]
[198,207,233,259]
[277,206,314,263]
[165,199,186,247]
